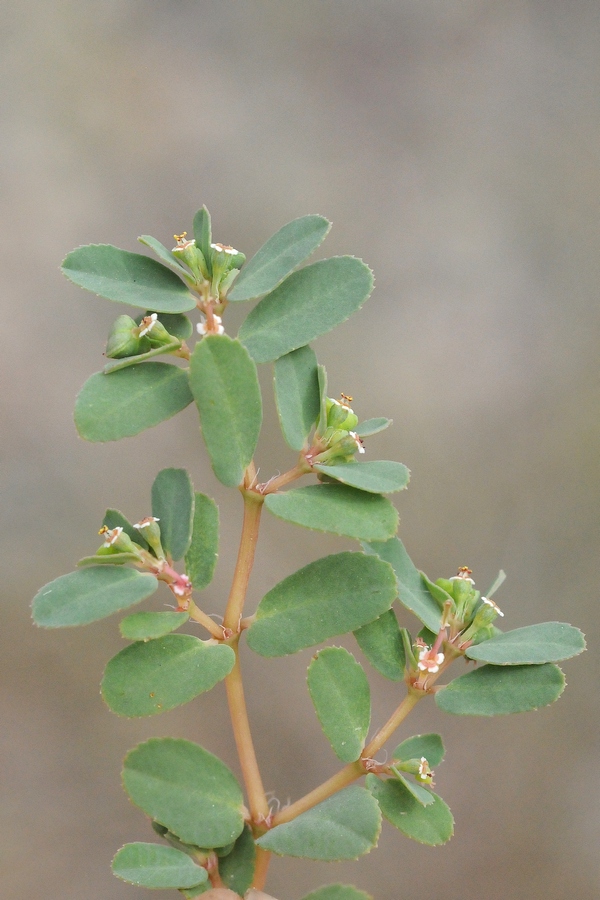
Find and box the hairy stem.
[272,761,363,827]
[187,600,224,640]
[362,690,422,759]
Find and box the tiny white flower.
[482,596,504,617]
[197,319,207,336]
[349,432,366,453]
[417,644,445,673]
[172,574,192,596]
[139,313,158,337]
[172,232,196,251]
[211,242,238,255]
[134,516,160,530]
[101,526,123,548]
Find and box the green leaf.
[185,493,219,590]
[265,484,398,541]
[62,244,196,312]
[218,825,256,895]
[273,345,321,450]
[307,647,371,762]
[362,538,442,633]
[138,235,191,278]
[102,635,235,717]
[317,364,328,434]
[366,775,453,846]
[77,552,141,567]
[119,611,190,641]
[190,335,262,487]
[389,772,435,807]
[103,341,181,374]
[392,733,445,767]
[353,418,392,438]
[103,508,149,550]
[246,552,397,657]
[193,207,212,269]
[75,363,193,442]
[32,567,158,628]
[465,622,586,665]
[301,886,372,900]
[228,215,331,302]
[256,786,381,860]
[353,609,405,681]
[123,738,245,847]
[239,257,374,363]
[435,663,566,716]
[112,843,208,889]
[151,468,195,561]
[314,461,410,494]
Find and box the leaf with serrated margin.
[273,345,321,450]
[246,552,396,657]
[62,244,196,311]
[102,635,235,717]
[265,483,398,541]
[112,843,208,889]
[257,786,381,860]
[435,663,566,715]
[151,468,195,561]
[138,235,191,277]
[362,538,442,633]
[123,738,245,847]
[32,567,158,627]
[239,257,374,363]
[228,215,331,302]
[465,622,586,665]
[354,609,405,681]
[190,335,262,487]
[366,775,453,845]
[353,418,392,438]
[392,733,445,767]
[75,363,193,442]
[307,647,371,762]
[314,461,409,494]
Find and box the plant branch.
[272,761,363,827]
[187,600,224,640]
[223,486,263,632]
[251,847,272,891]
[224,641,270,823]
[362,690,422,759]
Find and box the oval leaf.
[151,468,195,561]
[190,336,262,487]
[465,622,586,665]
[314,461,410,494]
[112,843,208,889]
[185,493,219,590]
[257,786,381,860]
[307,647,371,762]
[273,345,321,450]
[119,610,189,641]
[246,552,397,657]
[32,567,158,628]
[366,775,453,846]
[435,663,566,716]
[265,484,398,541]
[75,363,193,442]
[102,635,235,717]
[392,733,445,768]
[123,738,244,847]
[193,206,212,268]
[62,244,196,311]
[239,256,374,363]
[301,887,372,900]
[353,418,392,438]
[362,538,442,633]
[354,609,405,681]
[228,215,331,302]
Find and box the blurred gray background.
[2,2,598,898]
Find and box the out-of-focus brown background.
[2,2,598,898]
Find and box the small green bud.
[105,315,149,359]
[97,525,143,558]
[171,233,209,281]
[461,596,505,644]
[392,756,434,784]
[136,313,180,349]
[133,516,165,559]
[325,396,359,431]
[210,242,244,291]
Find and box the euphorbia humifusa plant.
[32,209,585,900]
